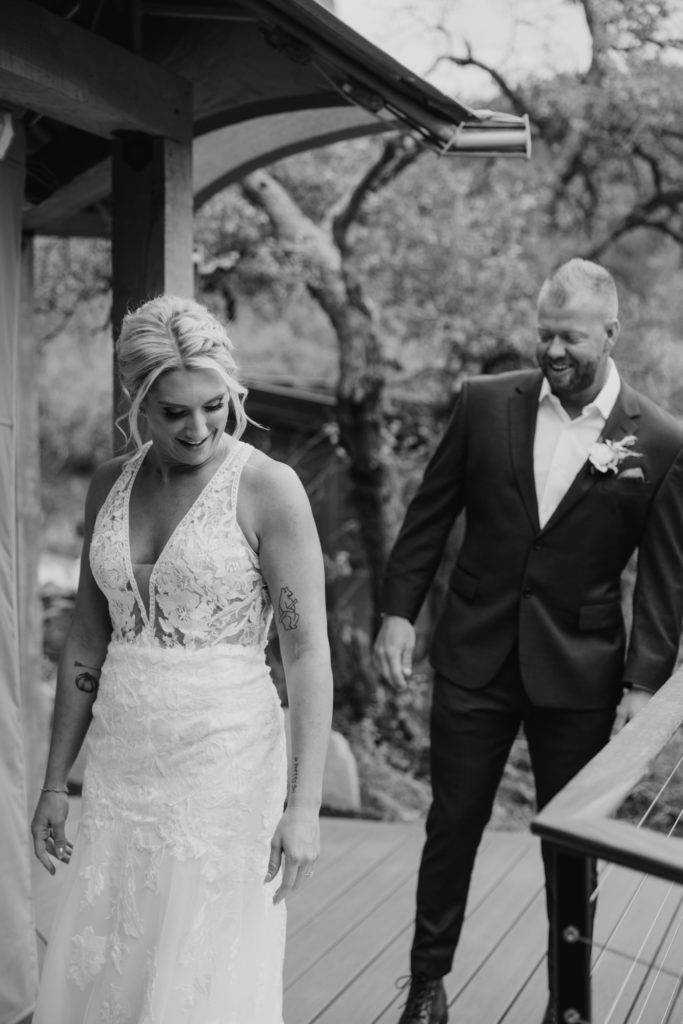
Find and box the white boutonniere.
[588,435,642,475]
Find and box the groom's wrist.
[622,680,654,695]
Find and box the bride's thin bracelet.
[41,786,69,794]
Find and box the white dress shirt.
[533,358,621,527]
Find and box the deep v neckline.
[125,439,240,627]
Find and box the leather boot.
[397,974,448,1024]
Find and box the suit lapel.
[509,374,543,532]
[541,381,641,533]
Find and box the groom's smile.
[535,283,619,416]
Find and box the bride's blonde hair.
[116,295,250,448]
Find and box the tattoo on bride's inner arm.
[291,756,300,794]
[278,585,300,631]
[74,660,101,695]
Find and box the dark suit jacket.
[382,370,683,709]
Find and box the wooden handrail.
[532,666,683,884]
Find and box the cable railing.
[532,667,683,1024]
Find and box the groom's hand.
[613,687,652,733]
[373,615,415,691]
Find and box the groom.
[374,258,683,1024]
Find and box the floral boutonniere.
[588,435,642,475]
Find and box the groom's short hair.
[539,258,619,321]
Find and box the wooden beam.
[142,2,256,20]
[0,0,192,141]
[111,132,194,451]
[23,160,112,233]
[23,107,389,235]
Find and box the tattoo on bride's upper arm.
[278,585,300,631]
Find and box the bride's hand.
[31,791,73,875]
[265,805,320,904]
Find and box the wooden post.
[0,114,40,1024]
[16,231,47,812]
[111,132,193,452]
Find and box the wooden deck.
[31,802,683,1023]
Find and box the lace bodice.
[90,440,272,649]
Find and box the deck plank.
[373,843,547,1024]
[592,869,683,975]
[286,820,423,941]
[285,827,424,986]
[592,951,677,1024]
[663,977,683,1022]
[30,809,683,1024]
[441,891,547,1024]
[295,831,539,1024]
[498,960,548,1024]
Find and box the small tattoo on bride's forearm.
[74,661,101,694]
[291,756,300,793]
[278,585,300,631]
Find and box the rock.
[322,730,361,813]
[39,552,80,593]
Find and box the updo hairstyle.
[116,295,250,448]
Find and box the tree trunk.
[241,170,392,629]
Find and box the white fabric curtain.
[0,121,38,1024]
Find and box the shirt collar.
[538,358,620,420]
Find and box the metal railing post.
[548,845,593,1024]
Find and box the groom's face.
[536,287,618,413]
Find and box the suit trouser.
[410,649,616,982]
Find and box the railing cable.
[632,901,683,1024]
[592,802,683,977]
[591,746,683,903]
[590,873,650,973]
[600,881,676,1024]
[593,809,683,1019]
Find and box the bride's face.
[143,367,230,467]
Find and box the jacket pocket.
[449,564,479,601]
[578,601,622,632]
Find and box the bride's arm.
[242,454,333,904]
[31,464,116,874]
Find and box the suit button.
[522,586,533,598]
[532,540,542,550]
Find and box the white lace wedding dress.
[33,440,288,1024]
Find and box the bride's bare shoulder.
[238,446,311,541]
[241,446,305,501]
[85,452,137,519]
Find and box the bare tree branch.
[440,44,529,118]
[578,0,613,82]
[585,190,683,258]
[633,144,664,194]
[327,135,422,254]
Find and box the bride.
[30,295,333,1023]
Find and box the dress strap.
[228,441,254,513]
[121,442,151,488]
[94,442,150,529]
